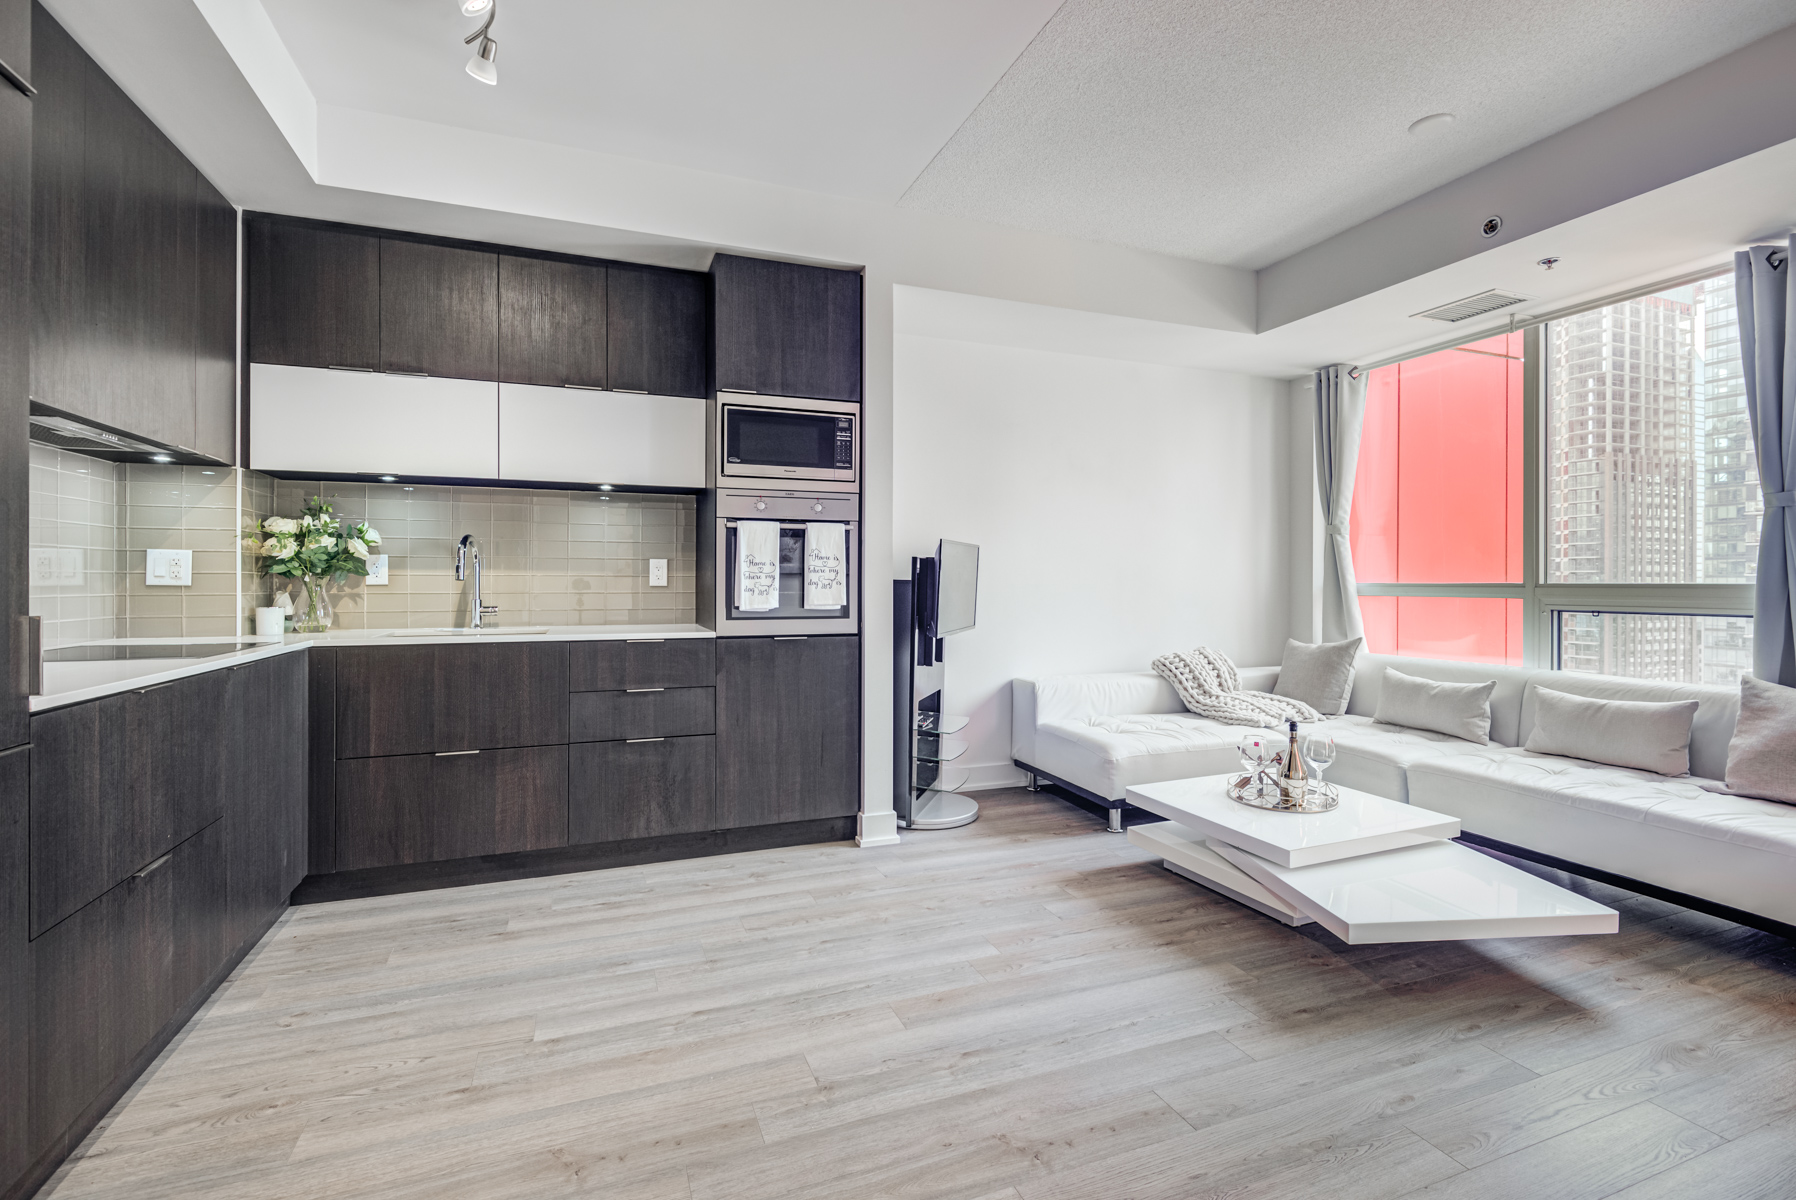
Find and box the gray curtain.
[1736,242,1796,686]
[1315,364,1368,643]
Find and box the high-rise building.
[1544,278,1756,685]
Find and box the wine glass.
[1304,731,1337,787]
[1238,729,1277,793]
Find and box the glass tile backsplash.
[28,443,699,643]
[261,480,696,630]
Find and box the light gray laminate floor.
[39,791,1796,1200]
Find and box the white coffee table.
[1126,774,1618,944]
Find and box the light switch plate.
[649,558,668,587]
[366,554,389,585]
[145,548,192,586]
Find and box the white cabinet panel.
[249,364,499,477]
[499,384,705,488]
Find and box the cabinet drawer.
[334,642,569,758]
[31,820,224,1149]
[29,670,227,937]
[570,736,715,843]
[569,639,714,691]
[570,687,714,742]
[335,746,568,871]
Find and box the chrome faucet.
[456,534,499,629]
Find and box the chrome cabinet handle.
[133,852,172,879]
[625,687,665,693]
[434,749,481,757]
[625,737,665,744]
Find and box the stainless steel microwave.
[715,393,858,492]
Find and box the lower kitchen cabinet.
[570,687,714,742]
[335,745,569,871]
[1,746,30,1191]
[222,654,308,949]
[716,636,860,829]
[570,736,715,843]
[29,668,227,938]
[333,641,569,759]
[31,818,224,1153]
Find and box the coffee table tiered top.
[1126,774,1618,945]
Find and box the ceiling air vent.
[1411,289,1532,323]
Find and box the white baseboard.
[856,810,900,847]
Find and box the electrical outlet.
[145,548,193,586]
[366,554,389,585]
[31,548,57,586]
[649,558,668,587]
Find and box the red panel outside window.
[1351,336,1524,666]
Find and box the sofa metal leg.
[1025,773,1041,792]
[1108,807,1124,833]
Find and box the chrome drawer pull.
[133,852,172,879]
[626,737,665,744]
[132,680,179,694]
[435,749,481,757]
[773,636,808,641]
[625,639,665,644]
[626,687,665,693]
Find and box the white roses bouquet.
[255,496,381,582]
[253,496,381,632]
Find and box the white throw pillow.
[1719,675,1796,804]
[1372,668,1494,745]
[1524,686,1698,777]
[1271,637,1361,717]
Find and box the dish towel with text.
[1151,647,1320,727]
[736,521,781,611]
[804,522,847,609]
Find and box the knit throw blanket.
[1151,648,1321,727]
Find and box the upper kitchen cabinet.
[0,0,28,90]
[498,254,606,389]
[0,64,28,753]
[607,263,708,399]
[711,253,861,403]
[246,218,381,371]
[381,238,498,380]
[29,6,236,461]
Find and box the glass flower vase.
[294,574,334,633]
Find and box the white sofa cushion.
[1319,715,1516,804]
[1347,655,1533,747]
[1372,668,1495,745]
[1719,675,1796,804]
[1032,713,1244,799]
[1523,686,1698,777]
[1516,672,1738,782]
[1272,637,1360,716]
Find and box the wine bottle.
[1279,719,1308,804]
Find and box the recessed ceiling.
[898,0,1796,268]
[259,0,1063,202]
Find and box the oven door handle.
[724,520,858,530]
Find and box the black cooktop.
[44,642,267,663]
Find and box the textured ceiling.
[898,0,1796,268]
[260,0,1062,202]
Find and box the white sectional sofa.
[1012,654,1796,934]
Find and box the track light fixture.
[463,1,498,85]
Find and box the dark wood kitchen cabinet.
[607,262,708,398]
[0,0,29,89]
[335,745,568,871]
[221,654,308,950]
[499,254,606,388]
[0,67,29,753]
[716,636,860,828]
[381,238,498,380]
[332,642,569,759]
[570,687,714,742]
[711,253,862,403]
[0,746,30,1192]
[31,818,225,1161]
[570,736,714,842]
[568,637,715,691]
[246,218,381,371]
[29,5,236,460]
[29,669,228,938]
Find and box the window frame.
[1355,273,1754,673]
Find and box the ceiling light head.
[459,0,492,14]
[1407,112,1455,136]
[149,454,173,463]
[598,484,614,491]
[466,36,498,84]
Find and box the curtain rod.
[1357,260,1735,372]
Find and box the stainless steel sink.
[385,627,551,637]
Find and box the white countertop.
[32,638,309,712]
[30,624,717,712]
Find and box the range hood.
[28,402,225,466]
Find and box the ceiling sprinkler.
[1537,257,1561,270]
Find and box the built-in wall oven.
[715,393,858,492]
[701,489,859,636]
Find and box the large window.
[1348,273,1757,685]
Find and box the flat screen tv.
[936,540,979,636]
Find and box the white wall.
[894,334,1294,788]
